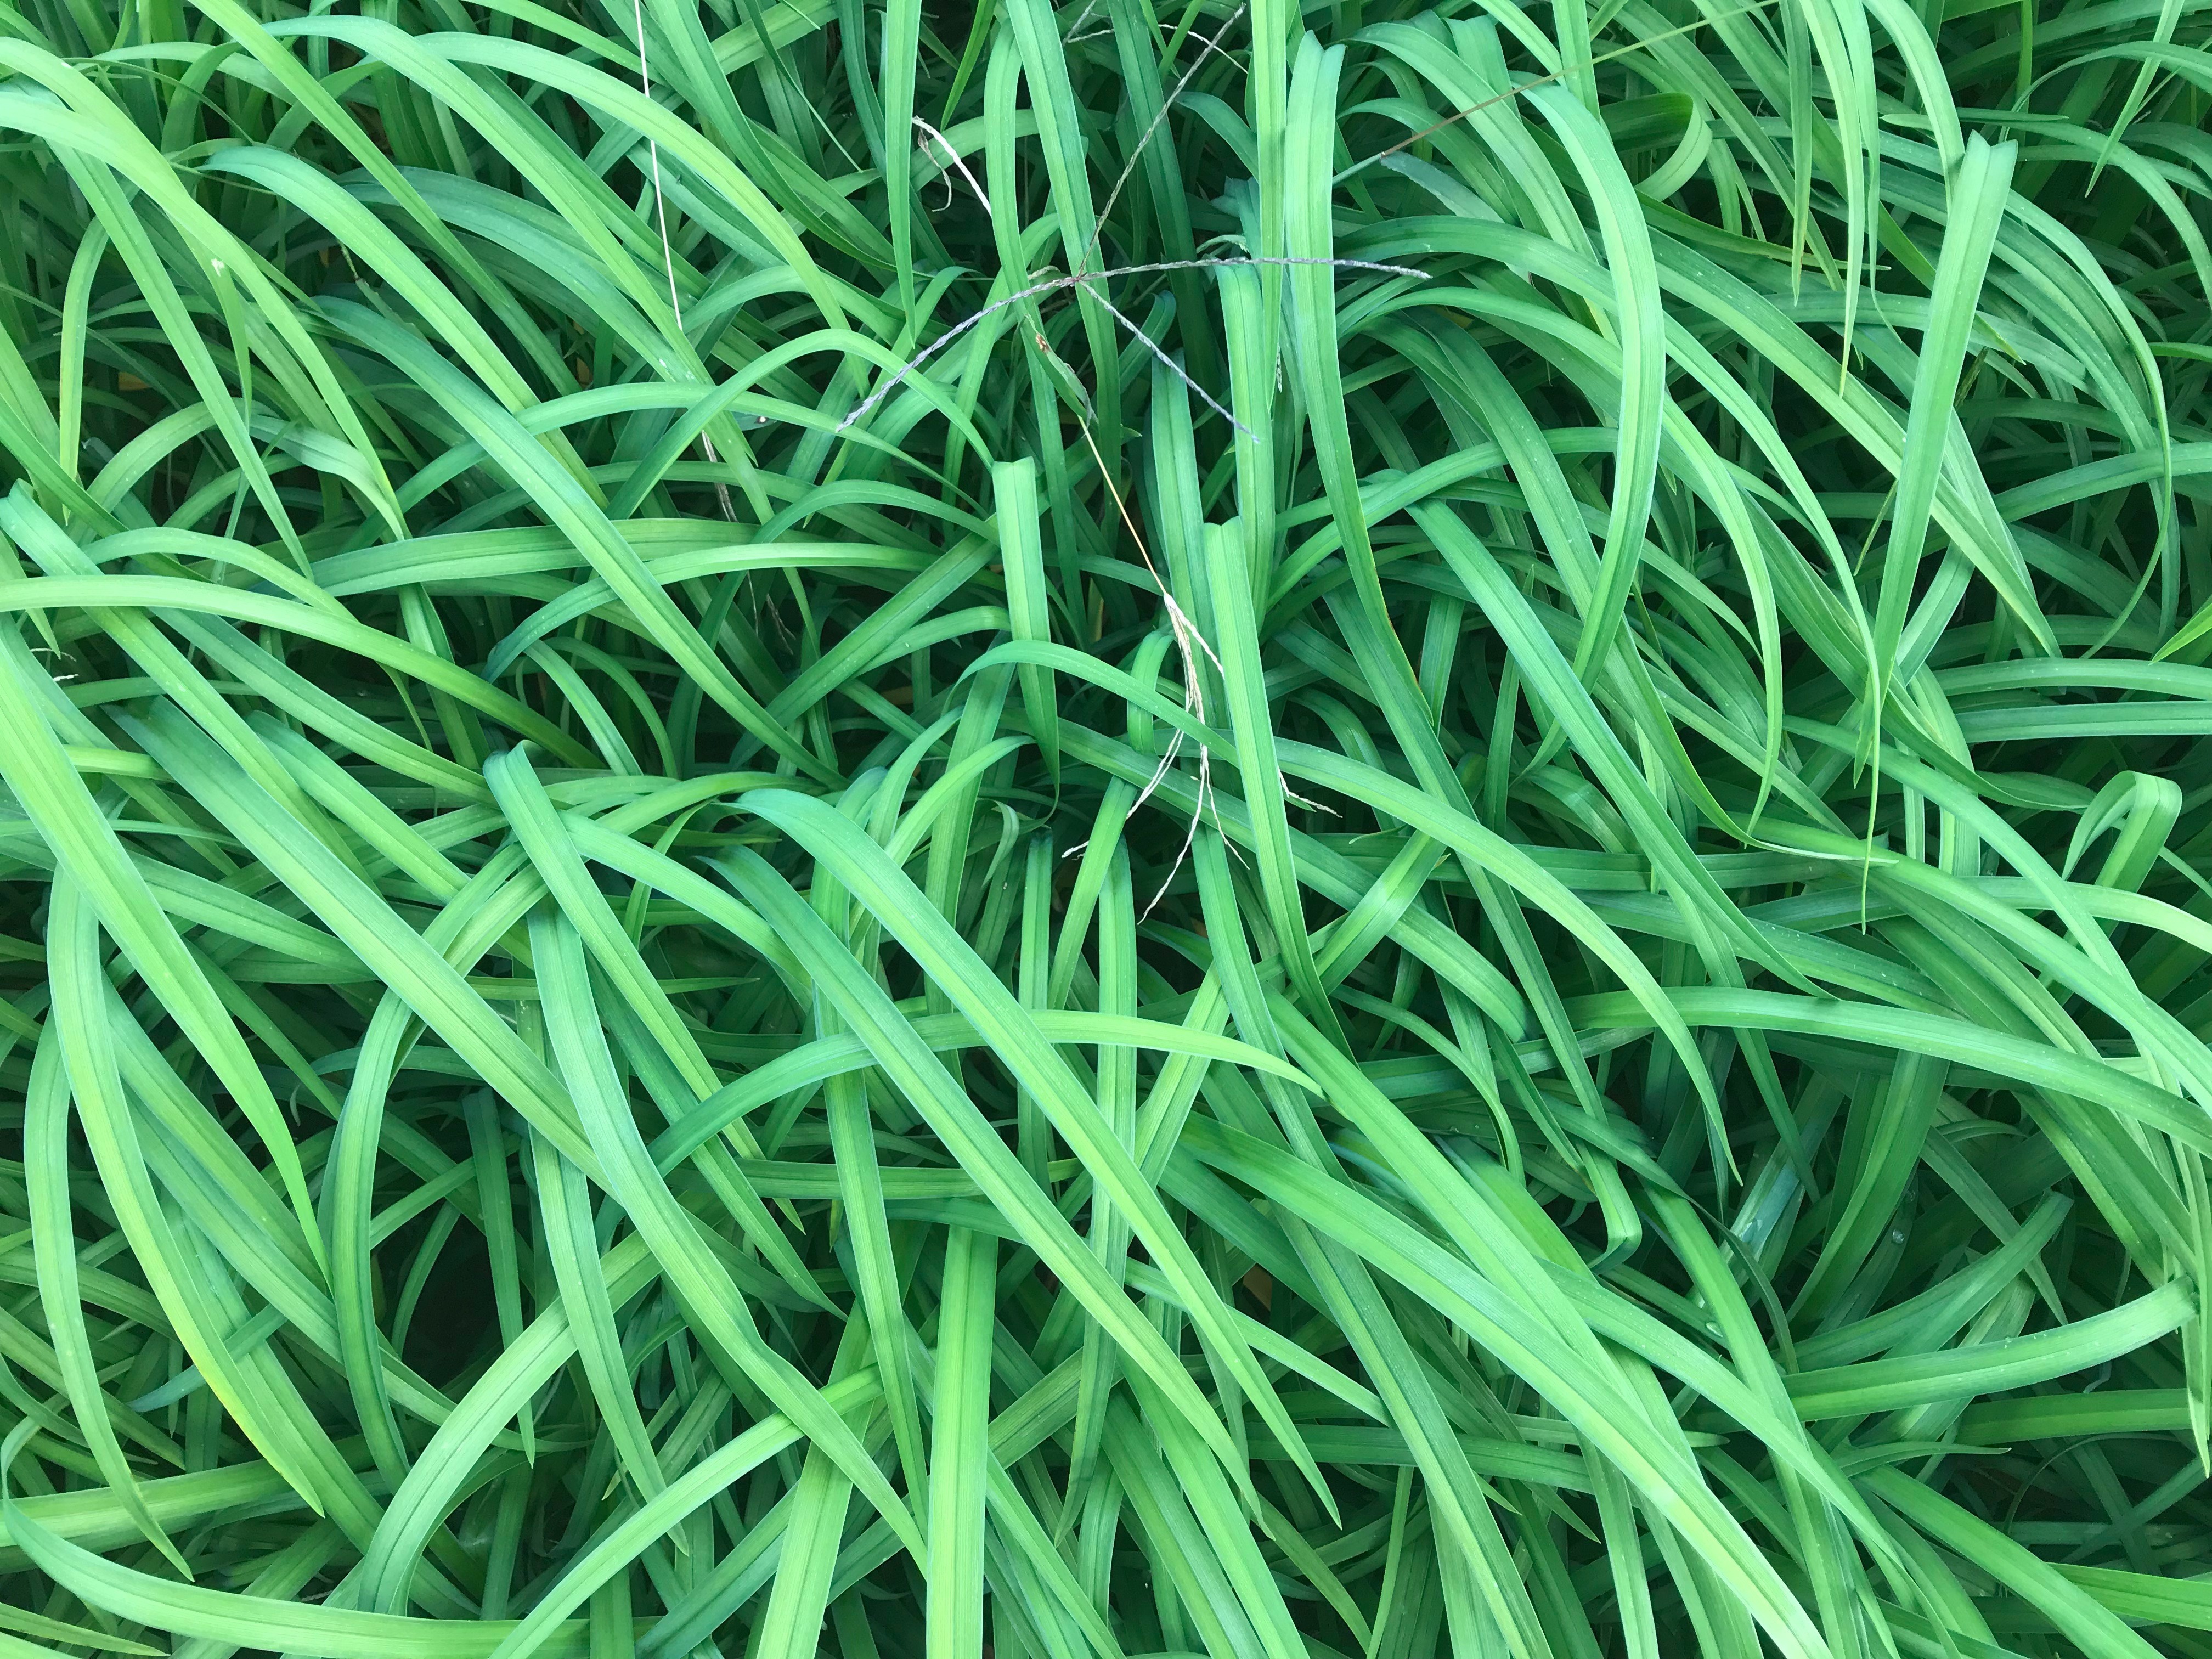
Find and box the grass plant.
[2,0,2212,1653]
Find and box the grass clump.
[1,0,2211,1655]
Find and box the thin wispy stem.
[1079,0,1252,274]
[837,256,1428,433]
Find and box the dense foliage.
[2,0,2212,1653]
